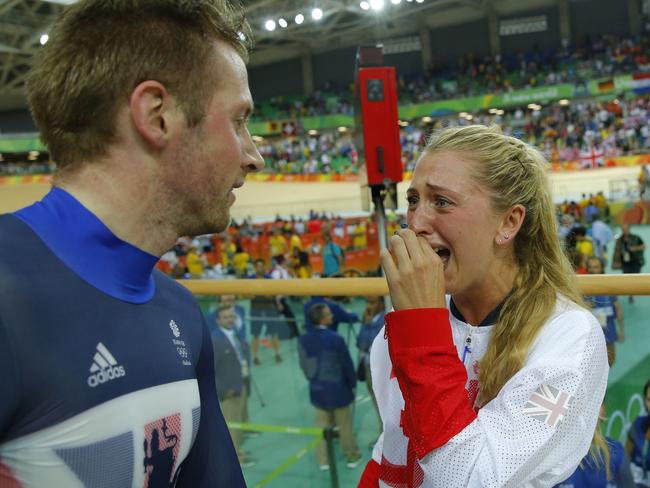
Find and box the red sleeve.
[357,459,380,488]
[386,308,477,460]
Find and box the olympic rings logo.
[606,393,647,442]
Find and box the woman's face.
[406,150,504,296]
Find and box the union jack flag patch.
[522,384,572,428]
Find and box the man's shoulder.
[0,213,37,252]
[152,270,198,305]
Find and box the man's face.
[321,307,334,326]
[164,40,264,236]
[255,261,265,275]
[218,309,237,329]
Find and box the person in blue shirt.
[356,295,386,433]
[626,380,650,487]
[554,438,635,487]
[585,256,625,366]
[0,1,264,486]
[304,296,360,334]
[298,303,362,471]
[552,403,635,488]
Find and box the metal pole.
[325,426,340,488]
[371,185,392,310]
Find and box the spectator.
[248,258,284,365]
[612,224,646,303]
[269,227,288,264]
[356,295,386,435]
[591,211,614,262]
[321,231,344,277]
[298,303,362,471]
[553,405,635,487]
[212,305,255,468]
[625,379,650,487]
[585,256,624,366]
[304,295,359,334]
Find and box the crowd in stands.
[3,93,648,177]
[252,33,650,121]
[157,210,403,281]
[400,33,650,104]
[258,94,650,175]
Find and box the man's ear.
[497,204,526,243]
[129,81,179,149]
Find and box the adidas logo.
[87,342,126,388]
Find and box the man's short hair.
[308,303,330,326]
[218,304,235,316]
[27,0,252,170]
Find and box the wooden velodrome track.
[180,274,650,297]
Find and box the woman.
[626,380,650,487]
[359,125,609,487]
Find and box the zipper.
[461,326,473,364]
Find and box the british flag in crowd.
[523,384,572,428]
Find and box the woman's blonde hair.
[424,124,609,465]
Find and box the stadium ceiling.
[0,0,558,111]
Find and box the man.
[298,303,362,471]
[248,258,283,365]
[613,223,646,303]
[213,294,257,429]
[304,296,359,334]
[321,231,345,277]
[590,211,613,262]
[268,227,288,264]
[0,1,263,486]
[212,306,255,467]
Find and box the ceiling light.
[391,0,401,4]
[295,13,305,24]
[415,0,424,3]
[39,34,49,45]
[337,126,348,132]
[278,18,288,28]
[496,109,505,115]
[311,8,323,20]
[559,99,570,106]
[308,129,319,135]
[421,116,433,123]
[360,1,370,9]
[369,0,384,10]
[265,19,276,31]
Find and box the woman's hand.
[380,229,446,311]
